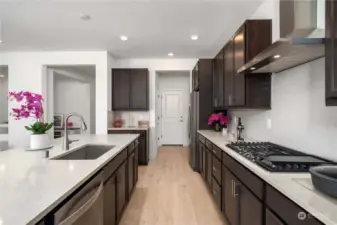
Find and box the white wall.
[0,67,8,123]
[249,0,280,42]
[50,67,96,134]
[0,51,109,148]
[230,58,337,162]
[54,75,91,132]
[113,58,198,158]
[157,71,190,146]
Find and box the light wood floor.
[120,146,227,225]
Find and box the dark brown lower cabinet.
[116,160,127,222]
[238,182,263,225]
[212,178,221,210]
[202,143,206,180]
[134,144,139,184]
[108,130,149,165]
[128,151,135,197]
[224,167,238,225]
[206,148,212,187]
[104,174,117,225]
[197,134,324,225]
[266,208,285,225]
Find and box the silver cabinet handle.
[212,167,217,172]
[231,180,234,196]
[212,189,216,195]
[233,181,238,197]
[213,149,217,154]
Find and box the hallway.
[120,146,226,225]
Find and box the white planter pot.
[222,128,228,136]
[30,134,50,150]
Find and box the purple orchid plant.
[8,91,53,134]
[208,112,230,132]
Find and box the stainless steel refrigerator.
[189,91,199,171]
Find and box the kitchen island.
[0,134,139,225]
[198,130,337,225]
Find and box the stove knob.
[284,164,292,170]
[293,164,300,170]
[301,164,308,170]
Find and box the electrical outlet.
[267,118,272,129]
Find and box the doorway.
[156,71,190,146]
[0,66,8,150]
[45,65,96,139]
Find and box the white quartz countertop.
[198,130,337,225]
[0,134,139,225]
[108,127,149,131]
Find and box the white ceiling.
[0,0,263,58]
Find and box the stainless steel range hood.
[238,0,325,74]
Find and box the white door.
[161,90,184,145]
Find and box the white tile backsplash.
[108,111,150,127]
[230,58,337,162]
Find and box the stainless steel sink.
[52,144,115,160]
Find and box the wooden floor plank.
[120,146,227,225]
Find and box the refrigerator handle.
[188,106,191,138]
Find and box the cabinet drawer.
[128,142,135,154]
[212,145,222,160]
[266,185,323,225]
[212,156,221,184]
[205,139,212,150]
[222,151,263,200]
[212,177,221,210]
[103,149,127,181]
[199,135,205,144]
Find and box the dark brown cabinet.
[238,182,263,225]
[104,174,117,225]
[224,41,235,107]
[266,208,285,225]
[192,60,213,130]
[112,70,130,110]
[198,134,324,225]
[326,0,337,106]
[192,63,199,90]
[224,167,238,225]
[108,129,149,165]
[233,26,246,106]
[206,148,212,188]
[134,143,139,184]
[116,160,127,222]
[216,20,272,109]
[213,49,224,108]
[128,150,135,197]
[111,69,149,111]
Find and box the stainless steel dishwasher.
[53,171,103,224]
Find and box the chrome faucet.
[63,113,88,150]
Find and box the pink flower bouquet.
[208,112,230,132]
[8,91,53,134]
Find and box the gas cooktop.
[226,142,332,172]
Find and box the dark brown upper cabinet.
[111,69,149,111]
[213,48,224,108]
[218,20,272,109]
[326,0,337,106]
[192,63,199,91]
[224,41,235,107]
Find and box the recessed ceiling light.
[273,54,281,59]
[80,14,91,21]
[120,35,128,41]
[250,67,256,70]
[190,35,199,40]
[168,52,174,57]
[0,75,5,78]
